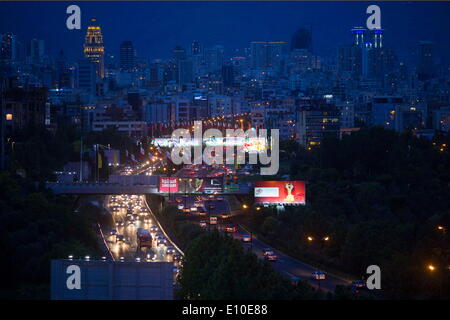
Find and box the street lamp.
[428,264,436,271]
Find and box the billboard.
[159,177,179,193]
[178,177,223,194]
[51,259,173,300]
[254,181,306,205]
[159,177,223,194]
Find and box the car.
[115,220,125,227]
[198,207,207,216]
[226,224,237,233]
[173,266,180,275]
[115,234,125,243]
[150,225,159,233]
[199,220,207,228]
[242,234,252,242]
[265,253,278,261]
[166,246,176,254]
[209,216,218,225]
[351,280,366,289]
[190,207,198,212]
[290,276,301,286]
[110,228,118,236]
[312,271,326,280]
[262,248,274,256]
[177,204,184,210]
[173,253,182,261]
[157,238,167,246]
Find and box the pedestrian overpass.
[46,182,160,195]
[46,182,251,195]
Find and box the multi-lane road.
[168,164,352,292]
[229,224,351,292]
[100,162,351,293]
[101,194,183,281]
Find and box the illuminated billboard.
[159,177,223,194]
[179,177,223,194]
[152,136,267,153]
[254,181,306,205]
[159,177,179,193]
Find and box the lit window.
[6,114,12,121]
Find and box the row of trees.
[0,172,103,299]
[8,123,139,181]
[246,127,450,299]
[178,231,324,300]
[1,124,135,299]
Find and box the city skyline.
[0,1,449,303]
[1,2,450,65]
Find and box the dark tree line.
[177,231,323,300]
[245,127,450,299]
[0,172,103,299]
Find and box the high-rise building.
[119,41,135,72]
[295,99,341,146]
[351,27,366,47]
[368,28,384,48]
[417,41,436,81]
[367,47,397,83]
[191,41,202,55]
[250,41,286,71]
[291,27,312,52]
[178,59,193,86]
[76,59,96,96]
[1,33,17,61]
[4,87,48,133]
[337,44,362,78]
[173,46,186,62]
[204,45,224,73]
[83,18,105,78]
[29,38,45,64]
[222,64,235,87]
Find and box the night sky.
[1,1,450,64]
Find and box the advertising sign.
[178,178,223,194]
[254,181,306,205]
[159,177,179,193]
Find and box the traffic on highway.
[103,194,183,282]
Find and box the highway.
[229,224,351,292]
[102,194,183,282]
[103,161,352,293]
[169,164,352,292]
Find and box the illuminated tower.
[351,27,365,47]
[369,28,383,48]
[83,18,105,78]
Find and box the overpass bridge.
[46,182,251,195]
[46,182,160,195]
